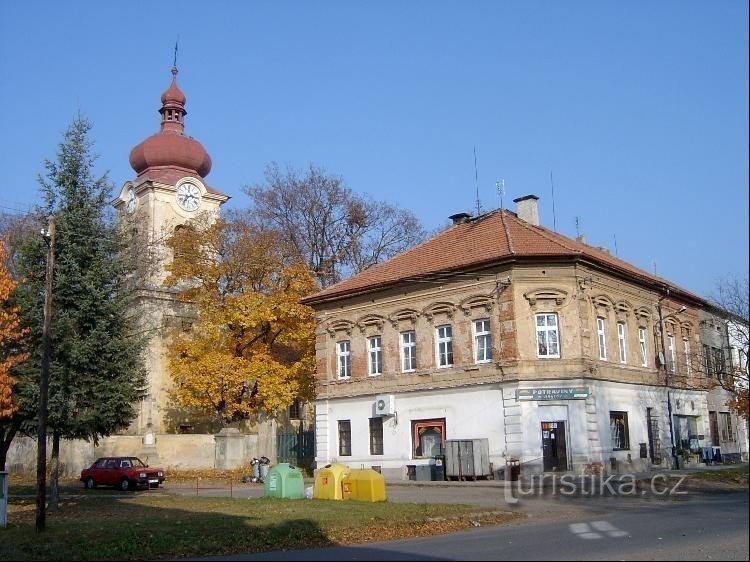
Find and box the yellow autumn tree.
[0,238,27,419]
[164,214,317,427]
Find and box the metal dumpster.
[445,438,491,480]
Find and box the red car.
[80,456,166,491]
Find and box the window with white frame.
[720,412,734,441]
[535,313,560,358]
[683,339,692,376]
[337,340,351,379]
[597,317,608,360]
[474,319,492,363]
[401,330,417,372]
[667,335,676,373]
[368,336,382,376]
[436,325,453,368]
[617,322,627,364]
[638,327,648,367]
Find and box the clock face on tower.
[176,181,201,212]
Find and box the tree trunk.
[0,420,21,471]
[48,431,60,511]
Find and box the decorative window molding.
[615,300,632,322]
[326,319,355,338]
[592,294,613,318]
[459,294,495,316]
[422,301,456,323]
[389,308,419,329]
[523,288,568,308]
[634,306,651,328]
[356,313,386,335]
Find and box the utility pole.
[36,215,55,532]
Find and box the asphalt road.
[187,490,749,561]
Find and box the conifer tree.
[13,116,147,494]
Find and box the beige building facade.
[304,196,734,479]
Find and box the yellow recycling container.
[341,468,387,502]
[313,463,350,500]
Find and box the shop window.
[412,418,446,458]
[610,411,630,450]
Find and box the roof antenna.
[496,179,505,210]
[550,170,557,231]
[613,234,618,256]
[575,216,581,238]
[474,146,482,216]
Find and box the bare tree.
[709,275,749,419]
[243,162,427,288]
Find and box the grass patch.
[1,493,519,561]
[686,464,748,485]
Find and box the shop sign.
[517,387,589,401]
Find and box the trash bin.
[415,464,432,481]
[264,463,305,499]
[506,458,520,481]
[433,455,446,481]
[259,456,271,481]
[341,468,387,502]
[313,463,350,500]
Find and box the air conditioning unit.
[374,394,395,416]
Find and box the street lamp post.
[657,294,685,471]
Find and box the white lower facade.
[314,379,746,480]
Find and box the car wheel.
[120,478,132,491]
[85,477,96,490]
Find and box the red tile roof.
[302,209,704,306]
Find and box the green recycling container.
[263,463,305,499]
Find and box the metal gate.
[276,429,315,474]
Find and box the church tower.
[113,66,229,436]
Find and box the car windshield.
[129,458,147,468]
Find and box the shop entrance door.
[541,421,568,472]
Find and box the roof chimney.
[513,195,540,226]
[449,212,472,225]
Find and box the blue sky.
[1,1,747,298]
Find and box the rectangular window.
[667,335,676,373]
[610,411,630,450]
[536,313,560,358]
[368,336,382,376]
[703,344,713,376]
[713,347,724,377]
[338,420,351,456]
[337,340,351,379]
[719,412,734,442]
[474,319,492,363]
[597,317,608,360]
[617,322,627,364]
[369,417,384,455]
[401,330,417,372]
[683,339,692,376]
[638,327,648,367]
[436,325,453,368]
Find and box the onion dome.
[129,66,212,184]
